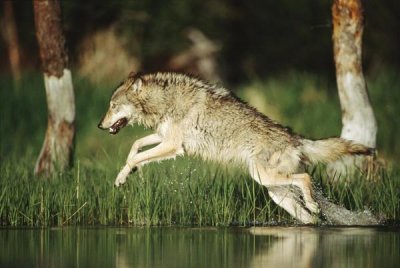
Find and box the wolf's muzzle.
[97,121,106,130]
[97,118,128,134]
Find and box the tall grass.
[0,71,399,227]
[0,156,287,226]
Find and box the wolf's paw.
[114,176,127,187]
[306,201,320,215]
[114,166,131,187]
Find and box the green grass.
[0,155,286,226]
[0,71,399,226]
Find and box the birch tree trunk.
[33,0,75,176]
[2,1,21,84]
[328,0,377,177]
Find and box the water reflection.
[0,227,399,268]
[249,227,399,268]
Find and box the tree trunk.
[33,0,75,176]
[329,0,377,177]
[2,1,21,84]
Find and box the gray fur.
[98,72,373,224]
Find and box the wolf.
[98,72,373,223]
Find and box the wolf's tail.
[300,137,374,164]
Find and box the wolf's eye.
[111,103,116,109]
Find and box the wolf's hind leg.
[291,173,319,214]
[249,161,320,217]
[267,187,317,224]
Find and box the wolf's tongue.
[109,117,128,135]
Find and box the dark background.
[1,0,399,84]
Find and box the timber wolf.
[98,72,372,223]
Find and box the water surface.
[1,226,399,268]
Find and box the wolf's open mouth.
[109,118,128,134]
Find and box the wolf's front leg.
[114,134,163,187]
[114,141,183,186]
[126,134,162,162]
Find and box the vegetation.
[0,71,399,227]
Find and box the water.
[313,189,380,225]
[0,227,399,268]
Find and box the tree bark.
[2,1,21,84]
[329,0,377,177]
[33,0,75,176]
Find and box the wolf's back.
[300,137,374,164]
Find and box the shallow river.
[1,226,399,268]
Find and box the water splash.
[268,185,380,225]
[313,189,379,225]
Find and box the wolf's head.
[98,74,147,134]
[98,72,203,134]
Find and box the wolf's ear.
[131,78,142,92]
